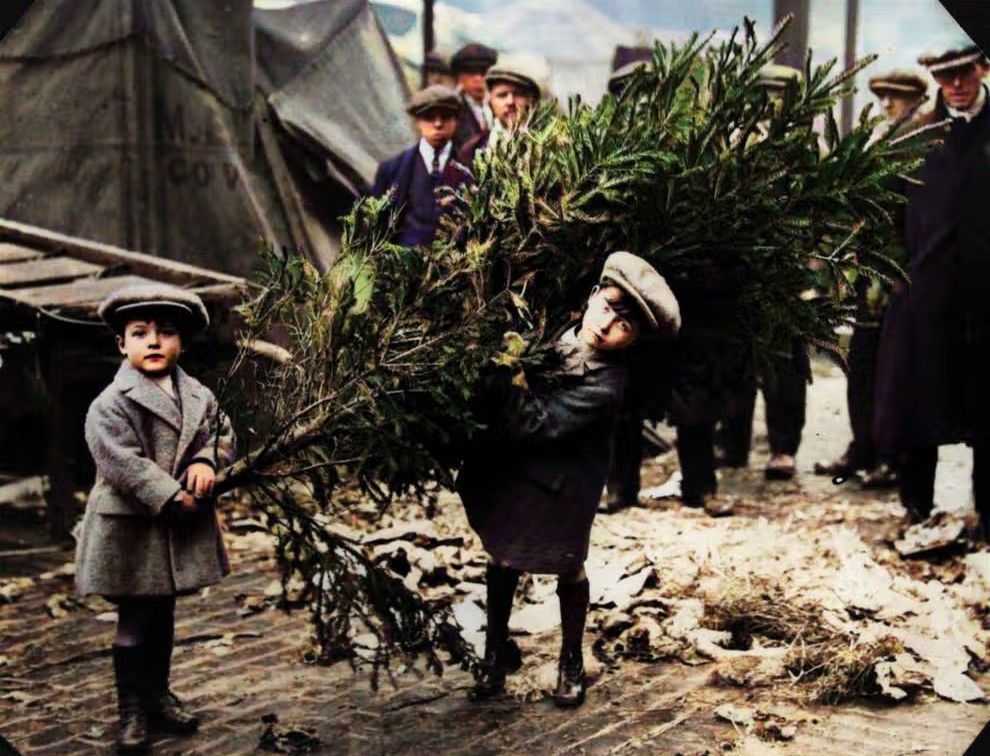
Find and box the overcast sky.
[437,0,968,109]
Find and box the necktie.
[431,151,441,185]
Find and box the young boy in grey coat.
[458,252,680,707]
[74,283,235,754]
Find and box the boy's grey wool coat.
[75,360,236,598]
[457,327,628,574]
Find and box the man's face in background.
[877,91,924,123]
[934,62,988,110]
[456,67,488,103]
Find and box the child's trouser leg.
[554,569,589,708]
[469,563,521,701]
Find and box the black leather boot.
[554,577,589,708]
[145,630,199,734]
[113,646,149,754]
[469,565,521,702]
[553,652,587,708]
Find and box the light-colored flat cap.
[600,251,680,335]
[758,63,802,90]
[869,69,927,96]
[98,283,209,332]
[919,41,987,73]
[485,66,541,99]
[406,84,461,116]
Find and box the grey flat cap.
[600,251,680,335]
[869,69,927,97]
[484,66,541,99]
[406,84,461,116]
[99,283,210,332]
[758,63,802,90]
[919,41,987,73]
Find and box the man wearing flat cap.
[457,65,541,166]
[451,42,498,151]
[705,62,809,494]
[874,39,990,538]
[371,85,472,248]
[815,70,927,488]
[869,70,927,125]
[424,51,455,89]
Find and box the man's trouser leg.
[764,344,809,457]
[677,422,717,501]
[846,324,881,468]
[606,405,643,507]
[898,446,938,522]
[719,382,756,466]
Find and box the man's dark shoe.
[553,655,586,708]
[813,455,852,478]
[599,497,636,514]
[860,463,897,489]
[147,691,199,735]
[764,454,796,481]
[681,490,715,509]
[715,453,748,469]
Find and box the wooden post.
[841,0,859,135]
[773,0,810,71]
[422,0,435,88]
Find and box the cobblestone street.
[2,361,988,754]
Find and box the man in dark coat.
[874,41,990,534]
[371,85,472,247]
[815,70,926,486]
[450,42,497,151]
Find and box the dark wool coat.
[457,131,489,168]
[74,361,236,598]
[874,91,990,453]
[457,328,628,574]
[453,91,486,151]
[370,143,473,247]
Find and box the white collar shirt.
[946,84,988,122]
[418,138,452,174]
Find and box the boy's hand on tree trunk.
[183,462,216,498]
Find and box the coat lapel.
[116,361,182,431]
[174,366,209,471]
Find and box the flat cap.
[424,51,451,75]
[485,66,541,99]
[406,84,461,117]
[600,251,680,335]
[919,41,987,73]
[450,42,497,73]
[758,63,802,91]
[608,60,653,95]
[99,283,210,333]
[868,69,927,97]
[611,45,653,73]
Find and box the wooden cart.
[0,218,246,539]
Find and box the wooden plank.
[0,243,44,264]
[0,257,103,288]
[0,218,245,287]
[0,275,153,308]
